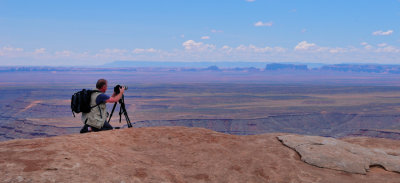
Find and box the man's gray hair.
[96,79,107,89]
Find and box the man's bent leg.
[89,122,113,132]
[101,121,113,130]
[80,124,89,133]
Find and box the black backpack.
[71,89,100,117]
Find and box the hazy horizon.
[2,61,400,68]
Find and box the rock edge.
[277,134,400,174]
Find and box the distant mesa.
[321,64,385,73]
[181,65,220,71]
[3,62,400,74]
[265,63,308,71]
[319,64,400,74]
[232,67,259,71]
[203,65,220,71]
[104,61,268,68]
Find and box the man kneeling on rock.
[80,79,125,133]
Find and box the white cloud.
[0,46,24,57]
[182,40,216,51]
[201,36,210,40]
[235,44,286,53]
[99,48,128,54]
[365,45,373,50]
[34,48,46,54]
[182,40,202,49]
[294,41,317,51]
[254,21,273,27]
[246,0,255,2]
[133,48,158,54]
[377,43,387,47]
[94,48,130,59]
[2,46,23,52]
[180,34,185,38]
[221,45,233,53]
[211,29,223,33]
[361,42,373,50]
[372,30,393,36]
[329,48,348,53]
[294,41,351,53]
[55,50,72,57]
[2,41,400,65]
[376,45,400,53]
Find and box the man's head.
[96,79,108,93]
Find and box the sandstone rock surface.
[0,127,399,183]
[277,134,400,174]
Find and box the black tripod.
[108,95,133,128]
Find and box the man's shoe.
[80,125,89,133]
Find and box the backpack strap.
[90,103,101,109]
[90,90,106,119]
[89,90,103,109]
[98,105,102,119]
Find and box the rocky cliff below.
[0,127,399,183]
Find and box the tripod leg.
[120,102,133,128]
[108,102,118,123]
[119,105,123,123]
[124,111,132,128]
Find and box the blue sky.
[0,0,399,66]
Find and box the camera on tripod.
[114,84,128,94]
[109,84,132,128]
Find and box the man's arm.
[106,88,125,103]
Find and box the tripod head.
[114,84,128,95]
